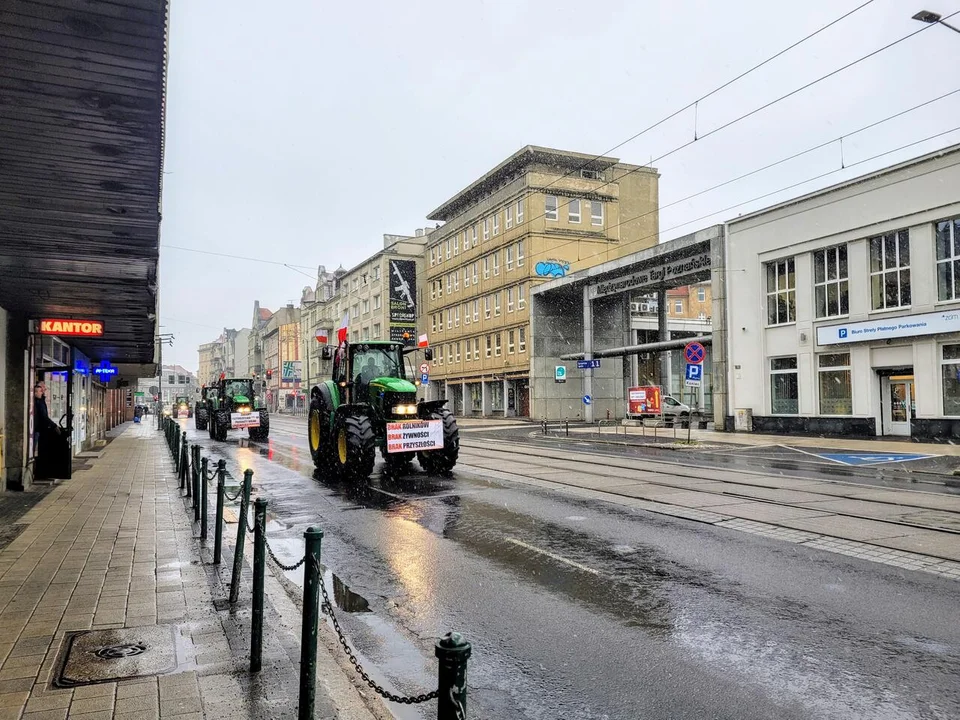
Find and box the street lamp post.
[913,10,960,34]
[156,333,174,429]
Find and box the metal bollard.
[182,437,191,495]
[298,526,324,720]
[193,452,201,522]
[200,457,209,540]
[213,460,226,563]
[436,632,472,719]
[229,469,254,604]
[251,498,267,672]
[565,419,569,437]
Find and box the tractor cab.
[334,341,416,406]
[207,377,270,441]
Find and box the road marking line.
[504,537,601,576]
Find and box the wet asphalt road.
[177,416,960,720]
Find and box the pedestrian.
[33,382,59,453]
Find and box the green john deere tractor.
[308,341,457,479]
[207,377,270,442]
[194,386,217,431]
[173,396,192,419]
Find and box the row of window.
[348,266,381,292]
[348,294,382,320]
[430,242,526,299]
[357,323,382,341]
[544,195,604,226]
[430,200,525,266]
[431,285,528,332]
[434,328,528,366]
[766,218,960,325]
[769,344,960,416]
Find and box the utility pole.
[155,332,174,429]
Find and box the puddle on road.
[329,571,371,613]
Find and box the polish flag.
[315,328,329,344]
[417,333,429,348]
[336,312,349,344]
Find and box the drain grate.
[56,625,178,687]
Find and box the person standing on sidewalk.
[33,382,59,453]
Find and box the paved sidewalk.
[0,423,378,720]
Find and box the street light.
[912,9,960,34]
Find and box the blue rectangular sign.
[685,364,703,381]
[577,359,601,369]
[421,373,429,385]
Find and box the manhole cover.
[56,625,178,687]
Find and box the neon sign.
[93,361,117,377]
[40,319,104,337]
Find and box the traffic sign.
[555,366,567,383]
[684,342,705,364]
[577,359,601,369]
[419,363,430,374]
[420,373,429,385]
[583,395,592,405]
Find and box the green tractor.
[207,377,270,442]
[308,341,457,479]
[172,396,192,419]
[194,386,217,431]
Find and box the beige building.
[423,145,659,416]
[262,305,301,412]
[198,341,217,387]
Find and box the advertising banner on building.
[389,259,417,343]
[281,360,302,383]
[386,420,443,453]
[816,309,960,346]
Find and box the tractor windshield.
[224,380,253,398]
[353,346,405,384]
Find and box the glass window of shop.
[941,344,960,416]
[818,353,852,415]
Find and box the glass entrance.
[881,373,914,436]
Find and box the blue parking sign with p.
[685,364,702,381]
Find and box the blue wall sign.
[93,361,118,377]
[582,395,592,405]
[685,364,703,381]
[577,359,601,369]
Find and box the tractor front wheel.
[417,408,459,474]
[214,412,229,442]
[249,414,269,441]
[309,399,336,473]
[332,414,375,480]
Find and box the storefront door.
[881,374,914,436]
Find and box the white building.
[726,144,960,439]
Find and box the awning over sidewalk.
[0,1,168,365]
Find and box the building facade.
[197,341,217,386]
[422,145,659,417]
[248,301,273,382]
[137,364,197,407]
[299,266,339,393]
[197,328,251,386]
[726,144,960,439]
[262,305,301,411]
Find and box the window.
[372,267,380,281]
[353,279,359,291]
[454,306,460,328]
[518,284,526,310]
[446,309,452,330]
[454,234,460,256]
[472,225,478,247]
[493,252,500,276]
[814,245,849,318]
[486,335,492,358]
[436,279,443,299]
[818,353,851,415]
[506,246,514,271]
[352,304,359,319]
[493,213,500,236]
[519,327,526,353]
[168,374,175,385]
[362,299,370,314]
[445,240,451,260]
[432,315,437,333]
[766,258,796,325]
[436,313,442,334]
[474,338,480,361]
[516,198,524,223]
[374,294,381,310]
[483,256,490,279]
[508,330,515,354]
[697,286,706,303]
[430,248,435,267]
[568,198,581,224]
[453,272,459,292]
[473,299,479,322]
[495,333,502,356]
[434,246,441,265]
[770,357,799,415]
[361,327,370,341]
[373,323,381,339]
[484,296,491,319]
[674,300,683,314]
[936,218,960,301]
[591,200,603,226]
[517,240,525,266]
[438,348,443,366]
[447,344,453,364]
[870,229,910,310]
[545,195,558,221]
[494,292,502,316]
[445,274,451,294]
[464,267,470,288]
[472,262,478,285]
[506,205,513,229]
[464,303,470,325]
[455,342,461,363]
[507,287,515,312]
[942,345,960,415]
[483,218,490,241]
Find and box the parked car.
[661,395,691,418]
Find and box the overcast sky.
[159,0,960,370]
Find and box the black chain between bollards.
[258,519,307,572]
[313,554,441,706]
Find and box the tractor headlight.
[392,404,418,416]
[239,405,251,414]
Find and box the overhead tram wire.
[527,9,960,262]
[161,244,316,270]
[548,88,960,249]
[584,125,960,256]
[480,0,881,226]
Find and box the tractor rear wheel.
[417,408,459,474]
[308,399,336,473]
[214,411,228,442]
[332,414,375,480]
